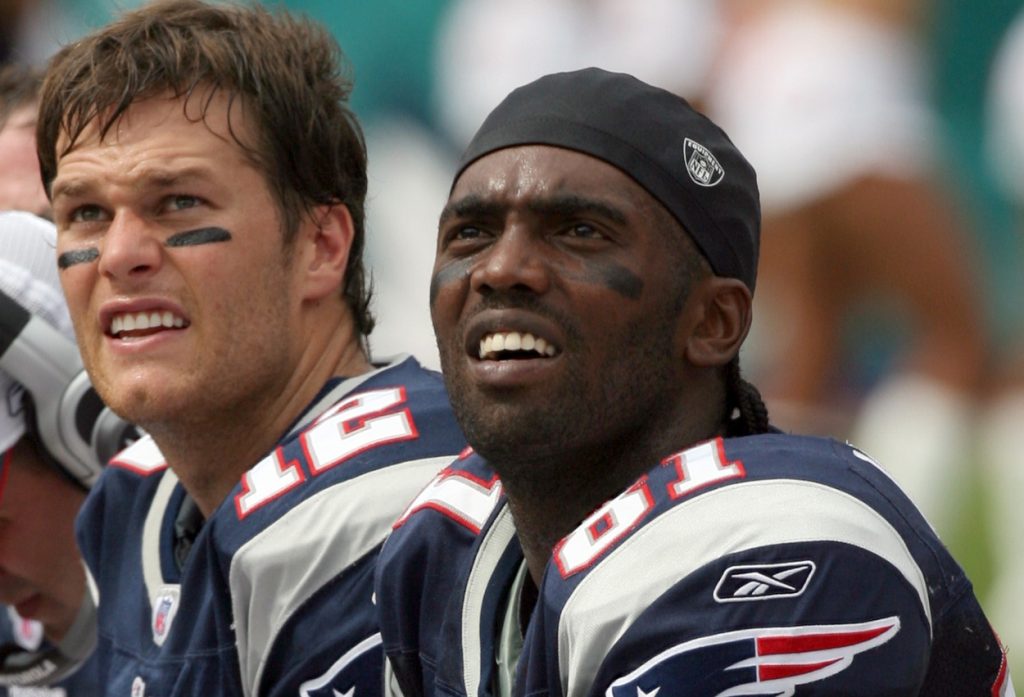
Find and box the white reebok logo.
[713,561,816,602]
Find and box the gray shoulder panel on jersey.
[460,505,517,697]
[556,479,931,697]
[231,454,456,697]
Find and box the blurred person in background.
[704,0,988,537]
[0,0,41,65]
[433,0,722,151]
[983,7,1024,678]
[0,65,48,218]
[0,211,105,694]
[2,22,103,696]
[0,0,82,68]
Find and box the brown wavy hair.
[36,0,374,336]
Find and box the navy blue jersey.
[0,608,100,695]
[376,433,1014,697]
[76,356,466,697]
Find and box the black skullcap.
[454,67,761,291]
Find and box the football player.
[35,1,466,695]
[0,212,102,694]
[375,68,1013,696]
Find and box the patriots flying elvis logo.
[607,617,899,697]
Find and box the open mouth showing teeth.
[478,331,558,360]
[110,311,189,339]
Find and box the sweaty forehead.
[449,145,679,231]
[451,145,654,208]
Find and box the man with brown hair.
[36,1,465,695]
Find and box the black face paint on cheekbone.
[165,226,233,248]
[429,255,643,305]
[57,248,99,269]
[57,227,233,269]
[429,258,472,307]
[583,259,644,299]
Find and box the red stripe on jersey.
[757,623,893,654]
[759,658,841,681]
[991,649,1009,696]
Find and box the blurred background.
[2,0,1022,676]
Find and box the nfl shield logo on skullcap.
[684,138,725,187]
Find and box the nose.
[470,226,550,296]
[96,210,163,282]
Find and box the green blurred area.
[929,1,1020,649]
[931,0,1024,342]
[276,0,449,128]
[49,0,452,128]
[946,454,994,596]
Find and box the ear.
[301,203,355,302]
[683,277,752,368]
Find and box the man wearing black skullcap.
[375,68,1012,696]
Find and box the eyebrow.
[51,166,218,203]
[136,167,215,190]
[439,193,628,226]
[50,178,97,203]
[527,194,628,225]
[438,195,504,226]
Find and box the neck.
[148,314,372,517]
[501,455,625,585]
[495,442,666,585]
[496,401,725,585]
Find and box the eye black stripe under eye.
[165,227,233,247]
[57,248,99,269]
